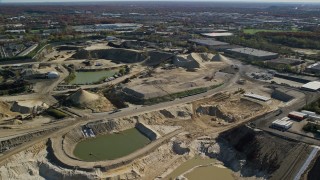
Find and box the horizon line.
[1,0,320,4]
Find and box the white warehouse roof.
[302,81,320,91]
[244,93,271,101]
[47,71,59,79]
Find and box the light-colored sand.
[212,54,229,61]
[66,89,115,112]
[14,100,48,108]
[0,101,19,120]
[67,89,99,104]
[124,61,228,99]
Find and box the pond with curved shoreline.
[73,128,151,161]
[69,69,117,85]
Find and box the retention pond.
[69,69,117,85]
[73,128,151,161]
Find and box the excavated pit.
[214,125,309,179]
[71,48,147,63]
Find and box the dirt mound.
[196,105,235,122]
[159,105,192,120]
[67,89,99,104]
[173,55,200,69]
[200,53,215,61]
[71,48,147,63]
[144,51,174,66]
[66,89,114,112]
[10,100,49,114]
[212,54,229,61]
[194,95,266,126]
[0,101,19,119]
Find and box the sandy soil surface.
[0,101,19,121]
[43,47,76,62]
[85,42,111,50]
[124,62,229,99]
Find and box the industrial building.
[308,115,320,122]
[274,73,317,84]
[305,62,320,74]
[288,111,307,121]
[301,110,316,116]
[244,93,270,102]
[201,32,233,37]
[225,47,279,60]
[270,117,293,131]
[271,88,294,102]
[188,39,233,50]
[301,110,320,122]
[301,81,320,91]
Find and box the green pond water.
[73,128,151,161]
[165,157,234,180]
[69,69,117,85]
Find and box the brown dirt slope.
[71,48,147,63]
[219,125,300,174]
[0,101,19,120]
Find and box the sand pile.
[212,54,229,61]
[11,100,49,114]
[66,89,115,112]
[67,89,99,104]
[200,53,214,61]
[0,101,19,119]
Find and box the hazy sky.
[1,0,320,3]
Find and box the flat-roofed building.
[244,93,271,102]
[288,111,307,121]
[301,81,320,91]
[225,47,279,60]
[271,117,293,131]
[188,38,234,50]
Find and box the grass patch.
[0,80,30,95]
[243,28,299,34]
[64,70,76,84]
[45,108,67,119]
[303,122,320,134]
[303,99,320,114]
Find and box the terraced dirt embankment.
[216,125,312,179]
[71,48,147,63]
[0,128,58,154]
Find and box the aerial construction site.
[0,37,317,180]
[1,2,320,180]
